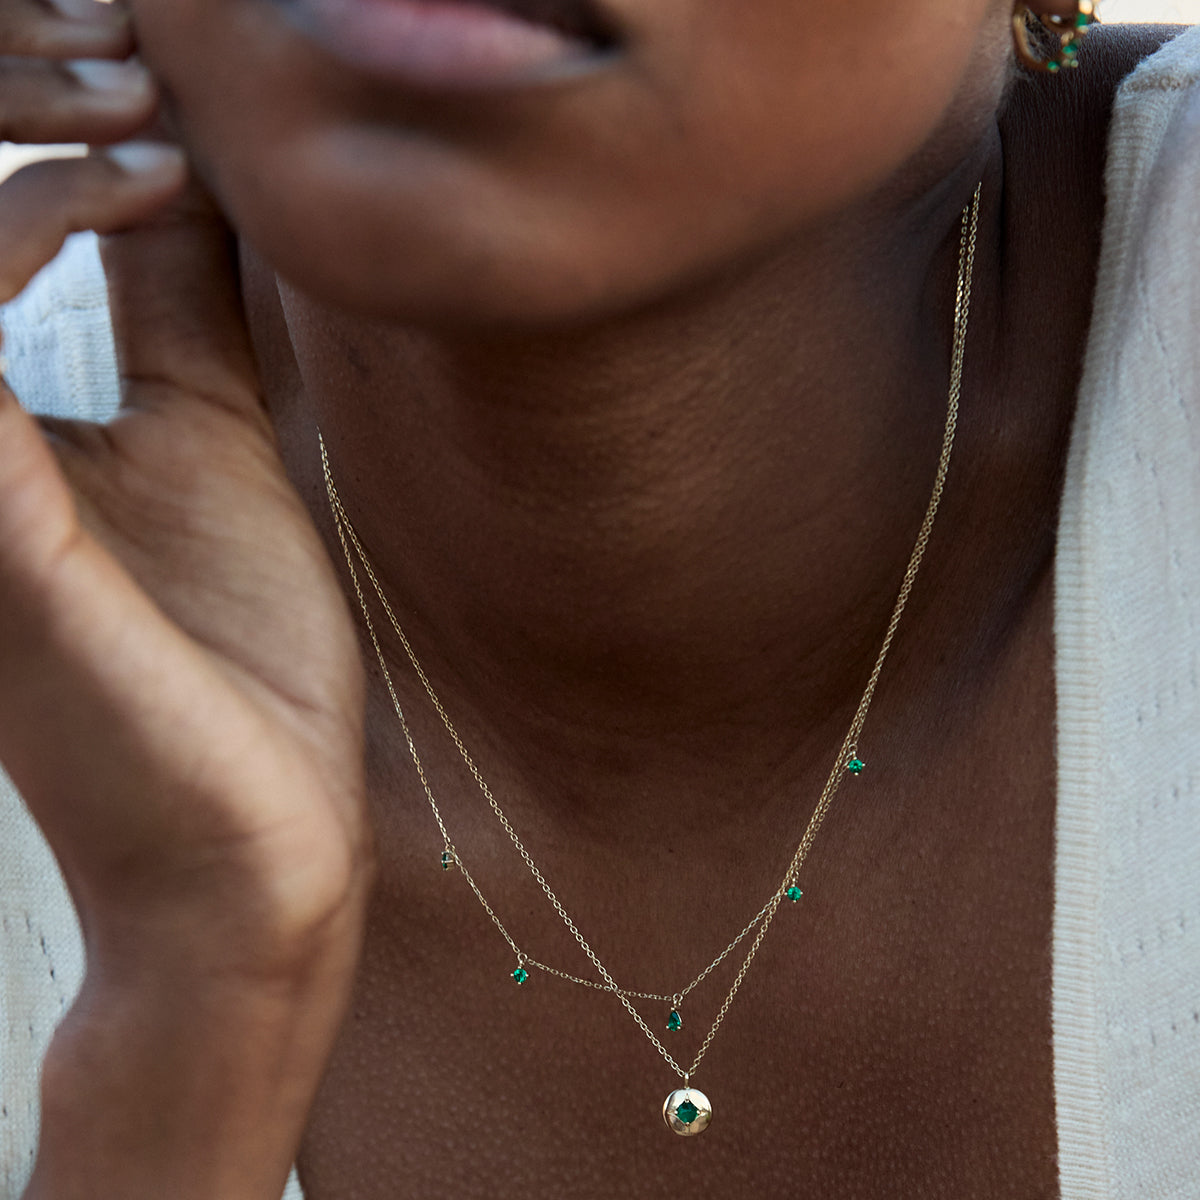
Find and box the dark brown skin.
[0,0,1179,1195]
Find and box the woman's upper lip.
[480,0,620,47]
[278,0,626,91]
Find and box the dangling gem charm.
[512,954,529,985]
[663,1086,713,1136]
[666,994,684,1032]
[847,757,865,775]
[786,886,803,902]
[440,849,454,871]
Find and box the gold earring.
[1013,1,1097,73]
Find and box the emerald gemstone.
[1062,42,1079,57]
[786,886,803,902]
[1046,59,1061,72]
[513,967,529,985]
[440,851,453,870]
[847,757,865,775]
[1076,12,1092,27]
[667,1009,683,1032]
[676,1099,700,1125]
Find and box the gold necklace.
[320,182,982,1137]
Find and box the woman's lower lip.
[283,0,608,89]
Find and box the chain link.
[320,182,982,1084]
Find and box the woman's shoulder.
[1077,20,1194,103]
[1074,22,1200,436]
[1020,20,1196,119]
[1088,21,1200,153]
[1000,23,1195,181]
[1094,23,1200,276]
[996,22,1200,369]
[0,230,120,423]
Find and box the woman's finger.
[0,55,156,144]
[101,168,268,427]
[0,145,185,303]
[0,0,132,59]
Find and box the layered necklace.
[320,182,982,1137]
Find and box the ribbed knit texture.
[1,29,1198,1198]
[0,233,120,423]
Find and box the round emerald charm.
[667,1009,683,1032]
[786,886,803,902]
[663,1087,713,1136]
[847,757,866,775]
[513,966,529,985]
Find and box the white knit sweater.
[2,27,1198,1199]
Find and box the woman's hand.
[0,2,372,1195]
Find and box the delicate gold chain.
[321,182,982,1084]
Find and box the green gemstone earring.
[1013,0,1097,74]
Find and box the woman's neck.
[243,137,1058,801]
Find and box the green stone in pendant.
[786,886,803,902]
[440,851,453,870]
[667,1009,683,1032]
[513,967,529,985]
[663,1087,713,1136]
[847,757,866,775]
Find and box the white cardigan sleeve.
[1053,24,1200,1200]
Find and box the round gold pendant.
[662,1087,713,1136]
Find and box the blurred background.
[0,0,1197,180]
[1107,0,1200,15]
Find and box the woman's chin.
[136,0,999,328]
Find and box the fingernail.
[50,0,129,22]
[67,59,151,95]
[106,141,186,177]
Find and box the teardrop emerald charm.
[667,1009,683,1032]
